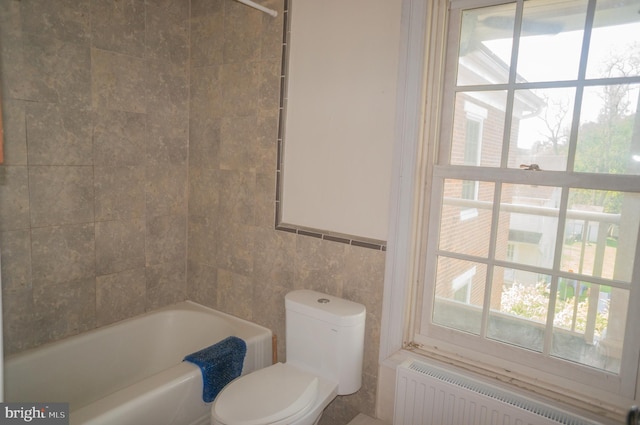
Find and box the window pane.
[508,87,576,171]
[488,268,551,352]
[433,257,488,335]
[457,3,515,86]
[552,283,625,374]
[451,92,507,167]
[496,184,560,269]
[561,189,640,283]
[516,0,587,82]
[574,84,640,175]
[586,0,640,80]
[439,179,495,257]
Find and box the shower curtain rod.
[234,0,278,17]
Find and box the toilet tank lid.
[285,290,366,327]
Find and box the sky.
[483,22,640,149]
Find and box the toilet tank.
[285,290,366,395]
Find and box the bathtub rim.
[4,300,273,364]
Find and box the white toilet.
[211,289,366,425]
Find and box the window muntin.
[418,0,640,398]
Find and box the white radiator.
[394,360,602,425]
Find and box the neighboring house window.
[412,0,640,408]
[452,266,476,304]
[506,242,515,262]
[461,102,487,220]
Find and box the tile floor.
[347,413,389,425]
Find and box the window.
[413,0,640,404]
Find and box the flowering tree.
[500,282,610,339]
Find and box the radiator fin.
[394,360,601,425]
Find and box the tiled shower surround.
[0,0,386,422]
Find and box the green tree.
[570,44,640,213]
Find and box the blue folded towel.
[184,336,247,403]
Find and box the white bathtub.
[4,301,273,425]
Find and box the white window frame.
[378,0,640,419]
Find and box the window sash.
[416,171,640,397]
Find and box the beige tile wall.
[0,0,190,350]
[0,0,387,423]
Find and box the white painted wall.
[280,0,402,242]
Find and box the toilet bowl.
[211,363,337,425]
[210,290,366,425]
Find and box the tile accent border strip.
[276,223,387,251]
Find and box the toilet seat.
[212,363,319,425]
